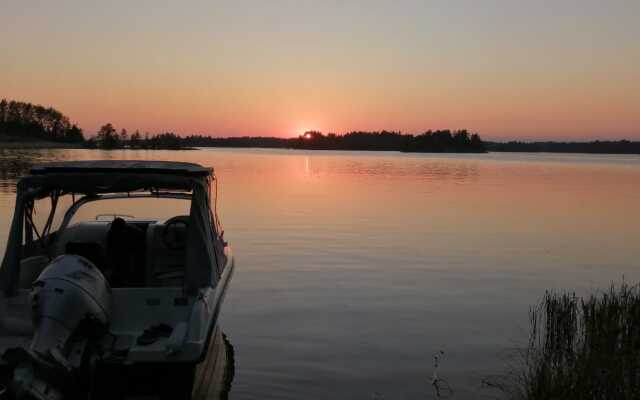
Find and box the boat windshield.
[68,197,191,225]
[2,163,224,294]
[15,193,196,288]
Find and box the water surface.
[1,148,639,399]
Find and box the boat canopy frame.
[0,161,226,296]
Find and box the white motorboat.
[0,161,234,400]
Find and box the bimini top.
[30,160,213,177]
[19,160,214,195]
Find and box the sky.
[1,0,638,140]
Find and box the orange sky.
[1,1,638,140]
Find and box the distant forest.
[178,133,640,154]
[486,140,640,154]
[85,125,487,153]
[86,123,185,150]
[183,130,486,153]
[0,99,84,143]
[1,99,638,154]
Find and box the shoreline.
[0,140,84,149]
[2,141,639,155]
[0,141,196,151]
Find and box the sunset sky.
[1,1,638,140]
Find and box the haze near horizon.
[1,1,638,140]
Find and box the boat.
[0,161,234,400]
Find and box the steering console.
[161,215,190,250]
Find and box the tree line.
[3,99,636,154]
[0,99,84,142]
[181,129,486,153]
[485,140,640,154]
[88,127,486,153]
[87,123,183,149]
[297,130,485,152]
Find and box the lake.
[1,148,639,399]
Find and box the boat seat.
[66,241,107,271]
[51,222,110,258]
[145,222,187,287]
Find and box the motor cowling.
[30,254,111,356]
[8,255,111,400]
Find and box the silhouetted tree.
[470,134,483,151]
[146,132,182,149]
[130,130,142,147]
[64,124,84,142]
[0,98,84,142]
[96,123,120,149]
[119,128,128,145]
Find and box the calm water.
[1,148,640,399]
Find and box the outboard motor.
[6,255,111,400]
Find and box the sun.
[294,122,318,137]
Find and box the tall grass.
[516,282,640,400]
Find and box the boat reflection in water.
[0,329,234,400]
[192,327,235,400]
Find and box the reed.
[515,282,640,400]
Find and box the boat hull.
[82,326,234,400]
